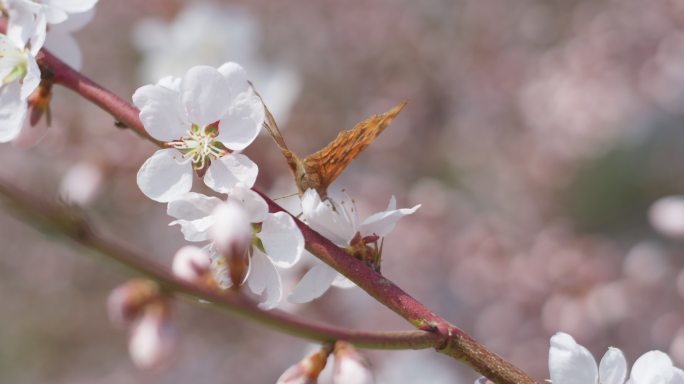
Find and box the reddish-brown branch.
[31,48,537,384]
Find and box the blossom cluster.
[0,0,97,145]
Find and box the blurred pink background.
[3,0,684,382]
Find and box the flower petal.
[630,351,673,384]
[132,82,187,142]
[217,90,263,150]
[247,250,282,310]
[136,148,193,202]
[217,62,249,96]
[359,197,420,238]
[599,347,627,384]
[549,332,599,384]
[301,189,356,245]
[203,153,258,194]
[260,212,304,268]
[180,65,230,126]
[287,263,338,304]
[50,0,99,14]
[229,185,269,223]
[169,215,215,242]
[0,82,27,142]
[332,273,356,289]
[167,192,221,220]
[21,55,41,99]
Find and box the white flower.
[132,2,300,125]
[288,189,420,304]
[134,63,264,202]
[171,245,211,284]
[7,0,98,25]
[549,332,684,384]
[166,185,304,309]
[44,7,95,69]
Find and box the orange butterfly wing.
[303,101,407,196]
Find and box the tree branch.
[31,48,537,384]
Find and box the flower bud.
[172,245,211,284]
[128,300,177,370]
[277,347,331,384]
[107,279,160,328]
[209,201,252,287]
[475,377,494,384]
[333,341,374,384]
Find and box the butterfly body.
[258,88,407,198]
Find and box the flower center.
[167,122,228,175]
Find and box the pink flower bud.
[277,348,331,384]
[107,279,160,328]
[210,201,252,287]
[128,301,177,370]
[333,342,374,384]
[172,245,211,284]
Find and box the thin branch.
[32,49,538,383]
[0,178,437,350]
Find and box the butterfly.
[258,93,407,198]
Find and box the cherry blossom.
[288,189,420,304]
[549,332,684,384]
[166,185,304,309]
[134,63,264,202]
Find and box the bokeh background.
[2,0,684,382]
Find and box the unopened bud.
[649,196,684,239]
[333,341,374,384]
[107,279,160,328]
[475,377,494,384]
[59,161,104,206]
[277,346,331,384]
[210,201,252,287]
[128,300,176,370]
[172,245,212,285]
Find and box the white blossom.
[288,189,420,304]
[134,63,264,202]
[166,185,304,309]
[549,332,684,384]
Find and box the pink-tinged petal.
[630,351,673,384]
[229,185,269,223]
[49,0,99,14]
[0,83,27,142]
[359,197,420,238]
[132,83,187,142]
[166,192,221,221]
[44,30,82,70]
[287,263,338,304]
[180,65,231,126]
[549,332,599,384]
[260,212,304,268]
[209,201,252,257]
[136,148,193,202]
[128,309,177,370]
[599,347,627,384]
[217,91,263,150]
[247,250,282,310]
[204,153,258,194]
[217,62,249,96]
[172,245,211,283]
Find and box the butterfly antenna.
[248,81,290,152]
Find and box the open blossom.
[134,63,264,202]
[166,185,304,309]
[288,189,420,304]
[549,332,684,384]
